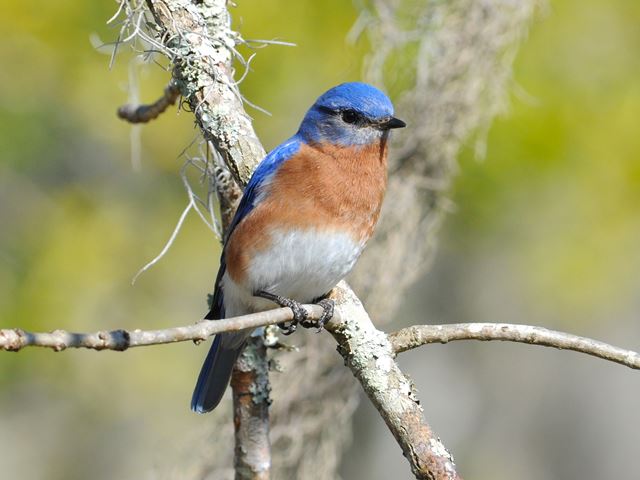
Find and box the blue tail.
[191,334,243,413]
[193,173,265,412]
[191,257,242,414]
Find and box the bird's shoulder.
[224,136,302,238]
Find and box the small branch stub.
[117,82,180,123]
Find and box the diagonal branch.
[324,283,461,480]
[145,0,265,186]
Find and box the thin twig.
[389,323,640,370]
[0,306,321,352]
[107,0,126,25]
[180,159,221,238]
[243,38,296,48]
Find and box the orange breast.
[225,138,389,283]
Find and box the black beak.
[384,117,406,129]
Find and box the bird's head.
[298,82,405,147]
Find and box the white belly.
[222,228,363,316]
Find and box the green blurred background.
[1,1,638,479]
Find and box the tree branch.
[389,323,640,370]
[146,0,265,186]
[3,312,637,371]
[324,283,461,480]
[0,306,318,352]
[5,295,640,478]
[3,310,639,368]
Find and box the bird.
[191,82,405,413]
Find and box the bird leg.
[255,290,307,335]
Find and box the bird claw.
[255,291,334,335]
[256,290,307,335]
[316,297,335,332]
[302,298,335,332]
[277,300,307,335]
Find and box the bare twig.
[3,311,638,371]
[0,306,321,352]
[389,323,640,370]
[117,82,180,123]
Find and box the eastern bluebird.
[191,82,405,413]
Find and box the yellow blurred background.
[1,1,638,479]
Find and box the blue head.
[297,82,405,146]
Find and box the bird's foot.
[256,290,307,336]
[301,297,335,333]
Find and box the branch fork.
[3,287,640,479]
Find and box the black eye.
[341,109,358,124]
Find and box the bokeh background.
[1,1,639,479]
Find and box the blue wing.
[192,136,302,413]
[204,135,301,321]
[205,135,302,320]
[225,136,302,239]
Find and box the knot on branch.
[0,328,27,352]
[97,329,131,351]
